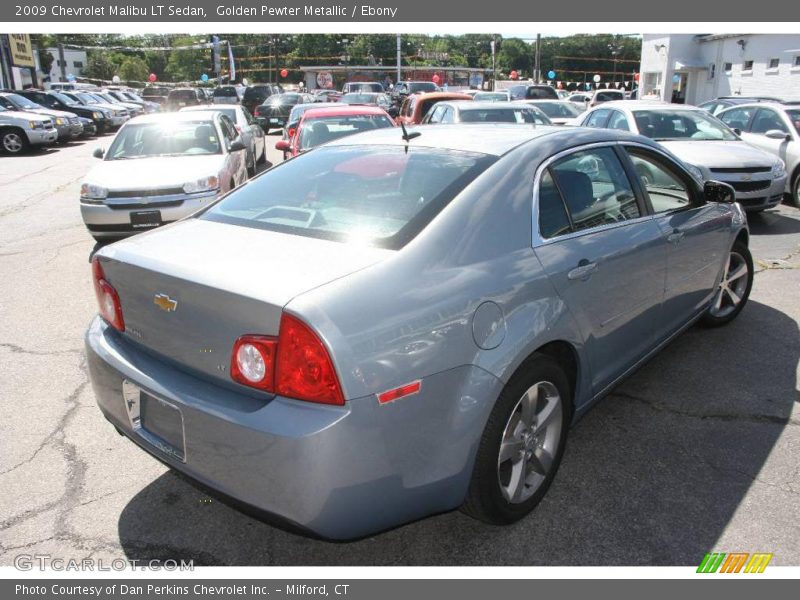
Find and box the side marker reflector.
[377,380,422,404]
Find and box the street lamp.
[608,43,624,87]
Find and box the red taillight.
[91,257,124,332]
[230,313,344,405]
[230,335,277,391]
[276,313,344,405]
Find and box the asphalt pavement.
[0,134,798,566]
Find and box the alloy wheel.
[709,251,750,318]
[3,133,23,153]
[497,381,563,504]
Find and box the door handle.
[667,229,685,244]
[567,260,598,281]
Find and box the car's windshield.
[348,83,383,93]
[595,91,623,101]
[106,120,221,160]
[786,109,800,136]
[52,92,79,106]
[473,92,509,102]
[299,114,394,150]
[531,102,580,118]
[4,94,40,110]
[208,107,239,123]
[459,107,549,124]
[201,145,494,248]
[98,93,120,104]
[633,109,738,141]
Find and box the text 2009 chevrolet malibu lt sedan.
[86,125,753,540]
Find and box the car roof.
[412,92,473,101]
[300,105,390,119]
[126,111,221,125]
[181,105,239,112]
[593,100,692,111]
[323,123,576,155]
[449,101,533,110]
[717,101,793,111]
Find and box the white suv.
[0,105,58,154]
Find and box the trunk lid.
[98,218,392,387]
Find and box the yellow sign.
[9,34,35,68]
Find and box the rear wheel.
[1,128,28,154]
[792,173,800,207]
[462,354,570,524]
[247,150,256,177]
[700,240,753,327]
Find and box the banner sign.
[9,33,35,67]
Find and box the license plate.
[122,381,186,462]
[270,118,281,123]
[130,210,162,229]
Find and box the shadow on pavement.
[748,207,800,236]
[117,299,797,566]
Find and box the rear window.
[244,86,271,100]
[200,145,495,249]
[525,87,558,100]
[595,91,623,102]
[298,114,394,150]
[532,102,580,118]
[169,90,197,100]
[459,107,548,124]
[214,87,238,97]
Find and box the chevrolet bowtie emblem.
[153,293,178,312]
[740,174,752,181]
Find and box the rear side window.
[585,109,610,128]
[201,145,495,249]
[718,106,756,131]
[539,147,640,237]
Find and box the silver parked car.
[421,101,551,125]
[86,125,753,540]
[579,101,788,211]
[181,104,266,176]
[717,102,800,205]
[80,112,248,240]
[0,105,57,153]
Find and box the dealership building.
[639,34,800,104]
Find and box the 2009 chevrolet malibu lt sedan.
[86,124,753,540]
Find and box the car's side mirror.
[92,147,104,159]
[704,180,736,204]
[229,139,246,152]
[388,107,399,118]
[275,140,290,151]
[765,129,791,141]
[732,127,742,136]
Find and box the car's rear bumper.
[85,317,501,539]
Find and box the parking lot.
[0,133,798,566]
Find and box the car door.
[244,108,265,159]
[740,107,795,168]
[218,116,246,187]
[533,144,667,395]
[622,144,731,336]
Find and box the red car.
[275,104,396,158]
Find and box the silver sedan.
[86,125,752,539]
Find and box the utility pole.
[490,37,496,91]
[534,33,541,83]
[58,43,66,82]
[396,33,401,86]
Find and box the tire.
[1,128,29,154]
[257,143,267,165]
[247,150,256,177]
[792,173,800,207]
[462,353,571,525]
[700,240,753,327]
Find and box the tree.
[83,52,116,80]
[118,57,150,82]
[164,36,211,83]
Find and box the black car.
[242,84,282,115]
[16,89,111,133]
[254,92,309,133]
[165,88,206,111]
[76,116,97,137]
[508,84,559,100]
[212,85,241,105]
